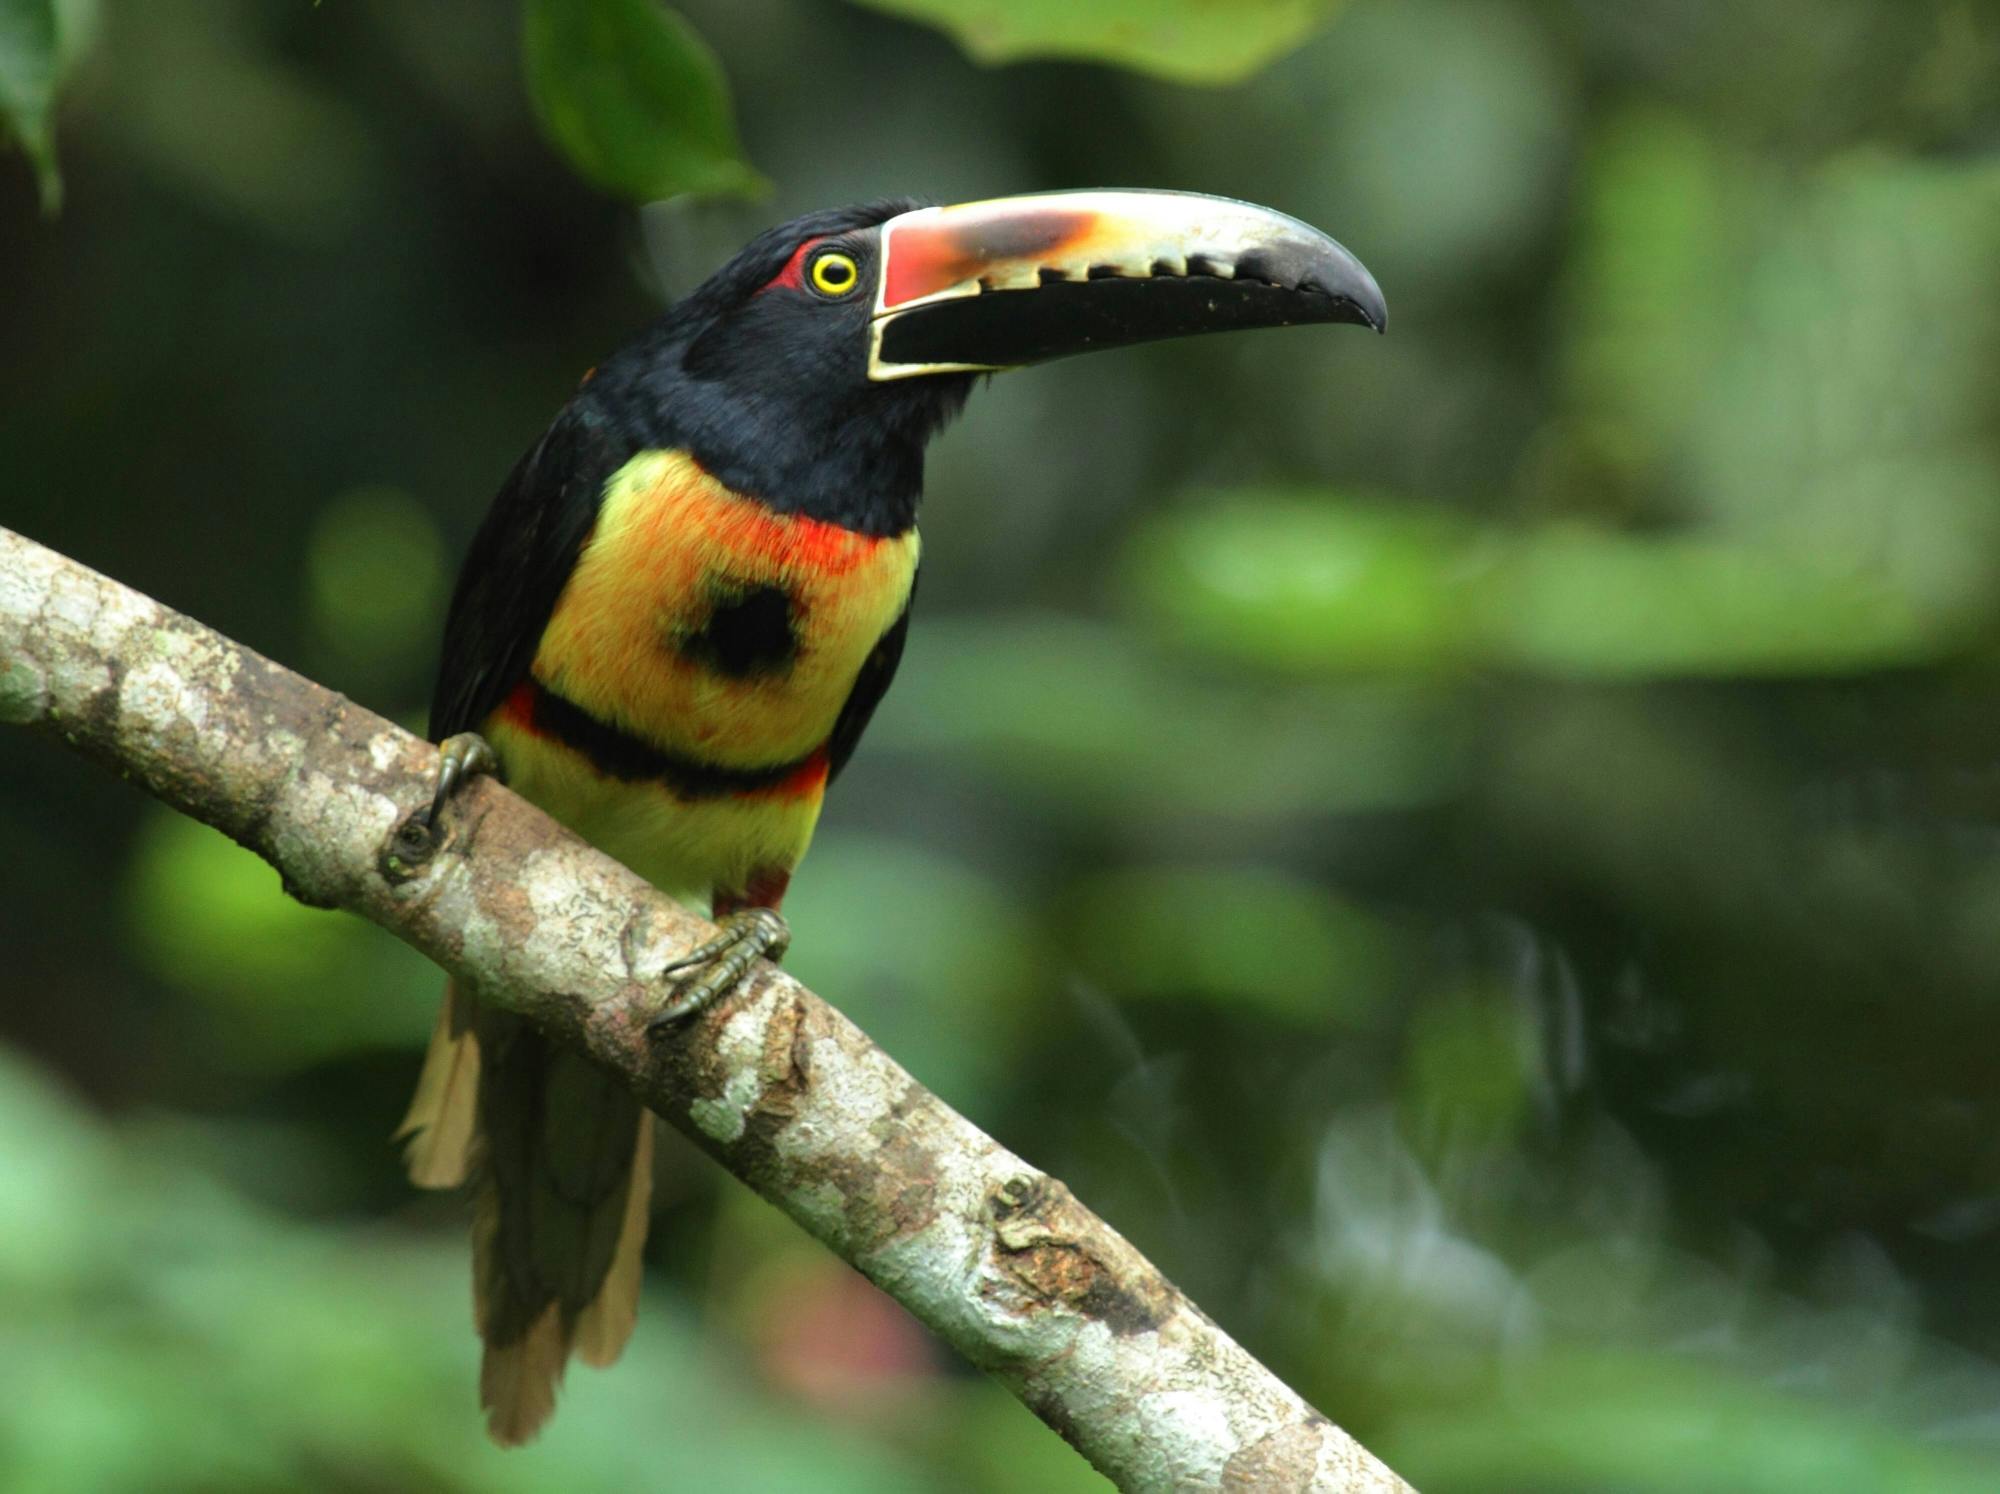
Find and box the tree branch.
[0,524,1413,1493]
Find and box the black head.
[586,191,1387,537]
[593,199,973,536]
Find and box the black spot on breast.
[678,581,799,679]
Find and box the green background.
[4,1,2000,1489]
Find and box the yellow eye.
[809,251,860,298]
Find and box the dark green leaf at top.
[848,0,1349,86]
[521,0,765,204]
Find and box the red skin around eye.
[762,235,827,294]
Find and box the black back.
[429,402,615,739]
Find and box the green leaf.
[849,0,1347,85]
[0,0,60,210]
[521,0,764,202]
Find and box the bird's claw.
[649,908,791,1032]
[421,732,502,838]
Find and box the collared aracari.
[397,189,1385,1444]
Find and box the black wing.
[429,399,626,740]
[824,571,915,785]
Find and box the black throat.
[586,302,974,537]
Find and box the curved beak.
[869,189,1385,381]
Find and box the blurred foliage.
[127,811,436,1071]
[885,613,1462,818]
[305,483,450,679]
[1129,492,1945,678]
[784,831,1042,1115]
[5,0,2000,1491]
[0,1051,950,1493]
[1064,863,1394,1026]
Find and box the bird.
[395,189,1385,1444]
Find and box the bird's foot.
[384,733,504,881]
[421,731,503,838]
[648,909,791,1031]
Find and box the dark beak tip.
[1328,291,1386,334]
[1350,276,1388,335]
[1299,249,1387,335]
[1333,291,1387,335]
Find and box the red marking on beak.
[882,210,1097,308]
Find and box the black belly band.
[514,677,823,800]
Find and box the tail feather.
[397,981,481,1189]
[469,1007,654,1444]
[575,1115,653,1368]
[399,984,656,1445]
[479,1301,567,1448]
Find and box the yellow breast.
[531,449,919,767]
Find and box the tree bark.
[0,524,1413,1493]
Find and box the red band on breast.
[712,501,885,575]
[677,454,892,575]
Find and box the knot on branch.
[1224,1420,1335,1491]
[987,1174,1172,1336]
[379,810,439,884]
